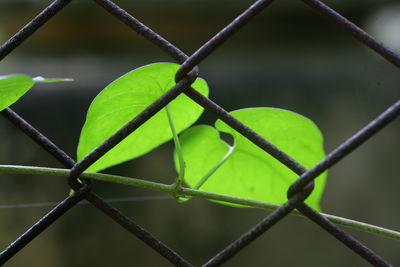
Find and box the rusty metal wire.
[0,0,399,266]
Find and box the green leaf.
[77,62,209,172]
[176,108,326,210]
[0,74,72,112]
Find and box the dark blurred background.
[0,0,399,266]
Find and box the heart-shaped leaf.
[77,62,209,172]
[176,108,326,210]
[0,74,72,112]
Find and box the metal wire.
[0,183,92,265]
[201,190,312,267]
[92,0,188,63]
[1,108,193,267]
[0,0,399,266]
[296,203,391,267]
[301,0,400,68]
[0,0,73,61]
[288,100,400,197]
[175,0,276,81]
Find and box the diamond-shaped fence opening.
[0,0,399,266]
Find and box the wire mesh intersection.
[0,0,399,266]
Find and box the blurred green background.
[0,0,399,266]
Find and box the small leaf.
[77,62,209,172]
[177,108,326,210]
[32,76,73,83]
[0,74,71,112]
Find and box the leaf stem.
[1,164,399,241]
[165,106,185,188]
[193,141,235,190]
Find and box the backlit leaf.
[77,62,209,172]
[177,108,326,210]
[0,74,72,112]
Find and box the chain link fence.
[1,0,399,266]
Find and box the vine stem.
[1,164,399,240]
